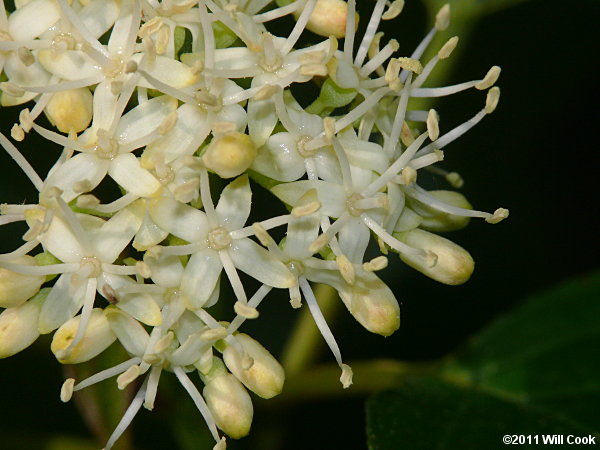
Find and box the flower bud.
[51,308,116,364]
[410,190,472,232]
[397,229,474,285]
[204,372,254,439]
[338,271,400,337]
[0,288,47,358]
[223,333,284,399]
[45,88,93,133]
[0,256,46,308]
[297,0,357,39]
[202,132,257,179]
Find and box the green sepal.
[34,252,61,282]
[306,78,357,116]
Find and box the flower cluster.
[0,0,507,448]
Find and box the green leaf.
[367,378,597,450]
[366,271,600,448]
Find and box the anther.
[396,57,423,74]
[117,365,141,389]
[291,201,321,217]
[336,254,355,285]
[427,109,440,141]
[438,36,458,59]
[485,207,509,224]
[60,378,75,402]
[476,66,501,90]
[363,255,388,272]
[234,301,260,319]
[17,47,35,66]
[485,86,500,114]
[435,4,451,31]
[382,0,405,20]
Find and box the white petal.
[284,191,321,260]
[107,1,137,55]
[38,273,87,334]
[37,214,87,263]
[143,104,210,164]
[252,132,305,182]
[105,306,149,356]
[90,80,119,132]
[8,0,60,40]
[109,153,161,197]
[271,180,346,218]
[148,197,209,243]
[115,95,178,146]
[214,47,258,71]
[181,248,222,309]
[117,292,162,326]
[80,0,120,39]
[145,252,184,288]
[132,211,169,251]
[229,239,295,288]
[37,50,100,81]
[216,104,248,132]
[338,217,370,263]
[248,76,278,147]
[94,199,145,263]
[216,175,252,231]
[43,152,109,203]
[136,55,200,89]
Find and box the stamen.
[476,66,501,90]
[343,0,357,61]
[361,213,426,257]
[360,39,399,77]
[281,0,317,56]
[363,255,388,272]
[253,1,302,23]
[0,132,44,191]
[174,367,221,443]
[336,254,355,284]
[299,277,352,388]
[143,366,162,410]
[355,0,387,67]
[117,364,141,390]
[234,301,259,319]
[104,378,148,450]
[228,284,272,333]
[73,357,141,392]
[219,249,248,304]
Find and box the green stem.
[281,283,340,376]
[271,358,440,406]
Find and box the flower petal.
[115,95,178,146]
[94,199,145,263]
[271,180,346,218]
[109,153,161,197]
[216,175,252,231]
[181,248,222,309]
[252,132,305,182]
[229,238,295,288]
[148,197,209,243]
[38,273,87,334]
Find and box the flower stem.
[272,358,440,405]
[281,283,339,376]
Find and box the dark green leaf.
[367,378,596,450]
[367,271,600,448]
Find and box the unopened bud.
[298,0,357,39]
[338,271,400,336]
[45,88,93,133]
[397,229,474,285]
[204,373,254,439]
[203,132,257,178]
[0,289,47,358]
[0,256,46,308]
[51,309,116,364]
[223,333,284,399]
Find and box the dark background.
[0,0,598,448]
